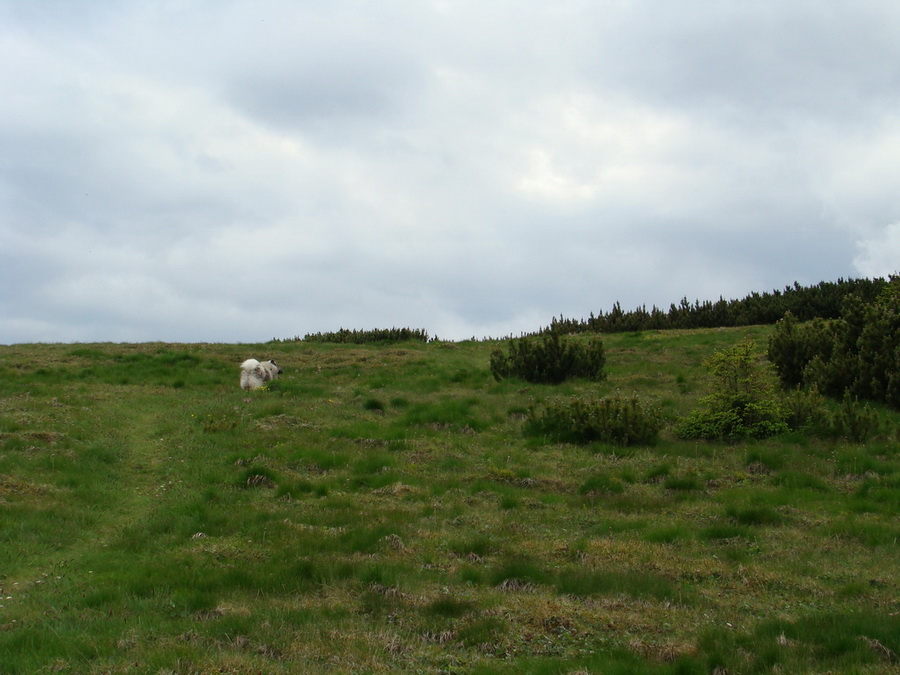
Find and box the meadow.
[0,326,898,674]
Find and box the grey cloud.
[2,1,898,344]
[581,3,900,121]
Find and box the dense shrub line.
[767,277,900,408]
[273,327,431,344]
[542,277,888,335]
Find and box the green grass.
[0,327,898,673]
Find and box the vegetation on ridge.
[543,276,890,335]
[278,327,431,344]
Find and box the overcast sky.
[2,1,899,344]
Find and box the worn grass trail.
[0,384,218,668]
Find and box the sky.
[2,0,899,344]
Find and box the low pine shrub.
[767,312,836,388]
[677,340,788,440]
[827,392,881,443]
[774,383,881,442]
[525,394,661,446]
[677,402,788,440]
[490,334,606,384]
[779,385,829,433]
[768,277,900,408]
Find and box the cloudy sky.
[2,1,899,344]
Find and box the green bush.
[779,385,830,433]
[767,312,836,387]
[827,392,881,443]
[774,385,880,442]
[767,277,900,408]
[525,394,661,446]
[490,334,606,384]
[677,340,788,440]
[677,406,783,441]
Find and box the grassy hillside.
[1,327,898,674]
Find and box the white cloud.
[854,223,900,279]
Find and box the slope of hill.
[1,328,897,673]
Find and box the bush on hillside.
[767,276,900,408]
[526,394,661,446]
[677,340,788,440]
[769,384,882,443]
[490,334,606,384]
[827,392,881,443]
[765,313,836,388]
[779,385,830,433]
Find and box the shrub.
[779,385,829,433]
[826,392,881,443]
[677,340,788,440]
[773,385,880,442]
[768,277,900,408]
[525,394,661,446]
[767,312,836,387]
[490,334,606,384]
